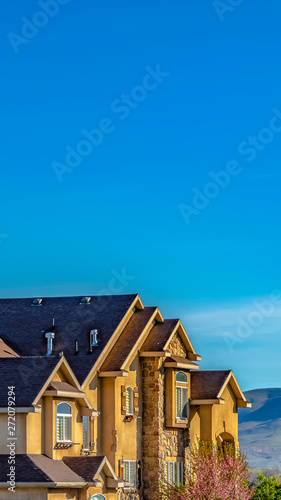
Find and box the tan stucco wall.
[0,414,26,454]
[212,384,238,444]
[26,411,42,454]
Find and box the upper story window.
[56,402,72,442]
[126,387,134,415]
[175,371,189,420]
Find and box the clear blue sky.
[1,0,281,390]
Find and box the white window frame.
[175,371,189,420]
[56,402,72,442]
[166,461,184,486]
[125,386,134,415]
[123,460,137,488]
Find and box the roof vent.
[80,296,91,304]
[89,329,98,351]
[32,298,43,306]
[45,331,55,356]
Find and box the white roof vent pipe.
[45,331,55,356]
[89,329,98,351]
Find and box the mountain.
[239,388,281,470]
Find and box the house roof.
[0,357,61,407]
[140,319,179,352]
[0,454,85,484]
[0,294,137,384]
[47,381,83,394]
[63,456,111,482]
[0,338,19,358]
[100,307,157,372]
[191,370,232,400]
[164,355,199,369]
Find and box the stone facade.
[142,337,190,500]
[167,332,187,357]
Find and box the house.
[0,294,251,500]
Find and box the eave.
[99,370,128,378]
[139,351,171,357]
[0,482,87,488]
[190,398,225,405]
[164,360,199,370]
[0,406,42,414]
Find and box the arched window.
[176,371,188,383]
[91,495,105,500]
[56,402,72,442]
[126,386,134,415]
[175,372,189,420]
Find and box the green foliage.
[252,474,281,500]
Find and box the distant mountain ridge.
[239,388,281,469]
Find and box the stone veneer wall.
[142,333,190,499]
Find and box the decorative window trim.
[121,385,139,419]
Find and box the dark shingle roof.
[0,357,60,407]
[191,370,231,400]
[63,456,105,482]
[0,454,84,483]
[140,319,179,352]
[100,307,156,372]
[0,294,137,384]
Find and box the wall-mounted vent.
[32,298,42,306]
[89,329,98,351]
[45,331,55,356]
[80,296,91,304]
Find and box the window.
[91,495,105,500]
[166,461,184,486]
[56,402,72,442]
[126,387,134,415]
[123,460,137,488]
[175,372,189,420]
[82,416,90,449]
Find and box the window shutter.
[134,387,139,416]
[182,388,189,419]
[119,459,124,479]
[90,417,95,451]
[137,460,141,489]
[121,385,126,415]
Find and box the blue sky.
[1,0,281,390]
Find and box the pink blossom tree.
[162,440,254,500]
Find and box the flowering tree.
[162,440,254,500]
